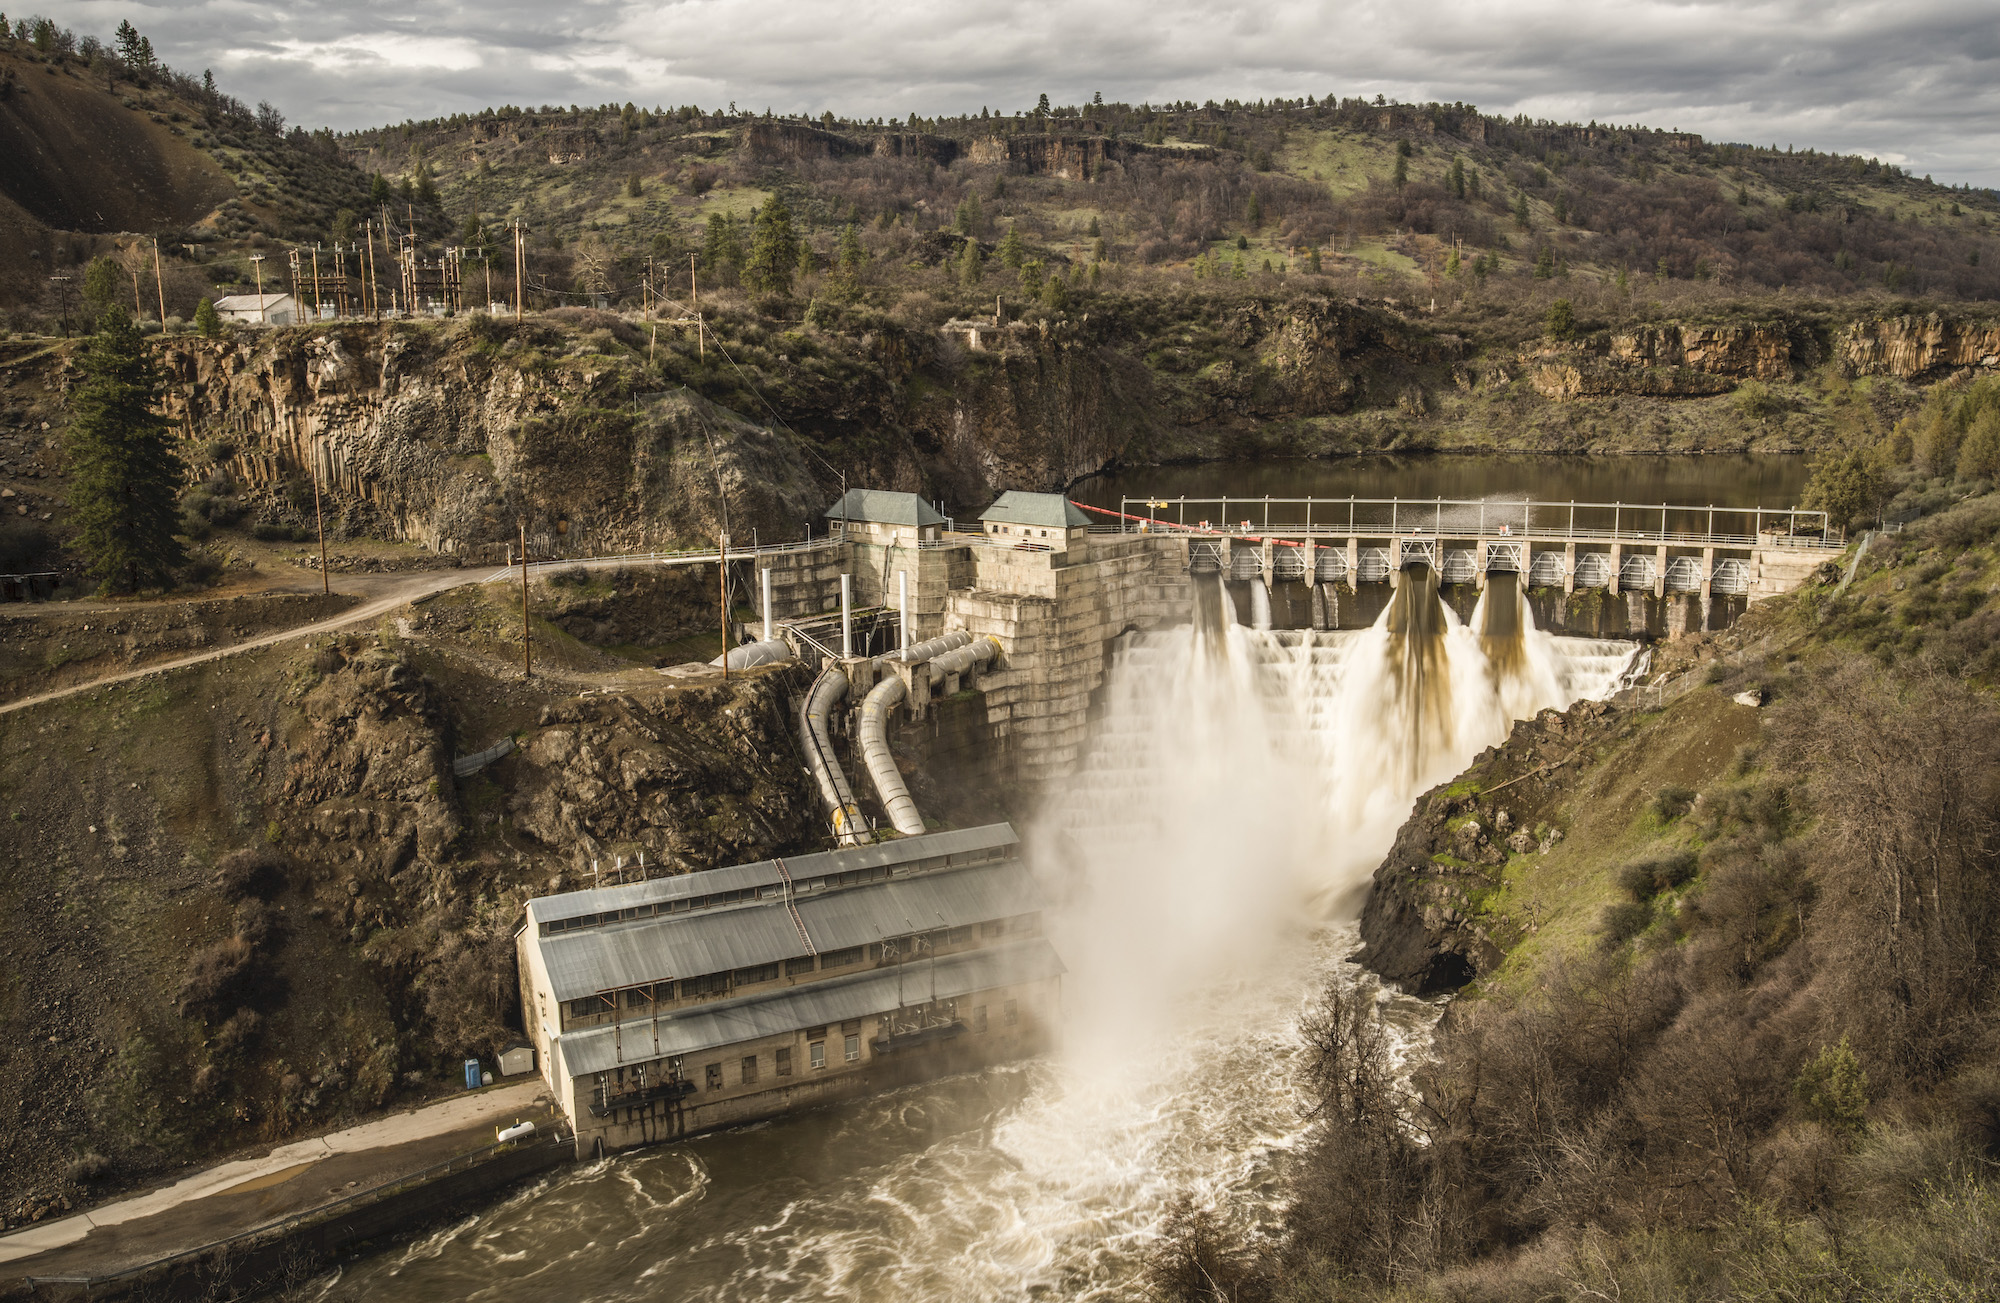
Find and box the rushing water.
[313,573,1637,1302]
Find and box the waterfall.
[1040,569,1640,1050]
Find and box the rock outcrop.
[1836,313,2000,379]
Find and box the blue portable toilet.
[464,1058,482,1089]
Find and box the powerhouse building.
[517,824,1064,1156]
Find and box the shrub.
[1619,850,1699,899]
[215,847,283,899]
[1600,899,1654,947]
[180,937,255,1010]
[1794,1036,1869,1133]
[65,1151,112,1183]
[1647,784,1698,822]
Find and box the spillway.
[314,571,1639,1302]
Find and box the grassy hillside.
[338,95,2000,312]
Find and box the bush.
[1601,899,1654,947]
[215,847,283,899]
[65,1151,112,1183]
[1647,784,1698,822]
[1619,850,1699,899]
[180,937,255,1010]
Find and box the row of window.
[539,848,1014,936]
[564,916,1040,1024]
[599,999,1030,1108]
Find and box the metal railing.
[1103,496,1842,551]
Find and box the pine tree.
[837,223,865,275]
[1445,247,1461,278]
[626,173,643,198]
[705,212,744,273]
[1041,271,1070,313]
[370,173,391,205]
[745,193,799,294]
[1018,259,1044,295]
[1449,157,1466,200]
[958,238,983,288]
[1546,298,1575,340]
[1307,247,1322,274]
[998,224,1026,269]
[797,240,817,277]
[113,19,142,66]
[1086,214,1101,238]
[81,257,123,318]
[193,298,221,337]
[1534,245,1556,279]
[1513,192,1531,229]
[1245,192,1263,228]
[1392,154,1408,190]
[954,194,982,235]
[64,308,185,593]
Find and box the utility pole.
[249,253,266,322]
[690,254,702,358]
[719,533,732,681]
[310,244,324,320]
[519,521,532,678]
[514,222,524,323]
[151,238,168,329]
[310,441,329,594]
[48,274,71,337]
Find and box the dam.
[327,472,1839,1300]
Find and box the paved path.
[0,1080,547,1267]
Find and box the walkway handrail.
[1081,497,1842,551]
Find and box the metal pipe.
[761,567,773,641]
[840,574,852,658]
[926,636,1001,686]
[858,674,925,835]
[898,570,910,657]
[711,637,791,670]
[800,670,865,844]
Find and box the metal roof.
[978,491,1090,530]
[537,860,1044,1002]
[526,823,1020,927]
[824,489,944,527]
[554,939,1065,1078]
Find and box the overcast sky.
[44,0,2000,186]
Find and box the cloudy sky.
[45,0,2000,186]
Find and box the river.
[309,454,1797,1302]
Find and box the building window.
[982,921,1006,939]
[844,1034,861,1063]
[806,1025,827,1040]
[776,1047,792,1076]
[681,972,729,998]
[973,1005,988,1033]
[568,999,596,1020]
[786,956,816,976]
[734,962,780,986]
[705,1062,722,1091]
[741,1055,758,1085]
[821,946,864,969]
[623,987,652,1009]
[1004,999,1019,1026]
[810,1041,826,1070]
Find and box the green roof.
[823,489,944,527]
[978,491,1090,530]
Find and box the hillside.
[0,23,371,321]
[339,96,2000,309]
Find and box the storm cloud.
[48,0,2000,185]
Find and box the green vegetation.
[62,308,185,591]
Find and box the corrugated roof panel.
[537,861,1046,1002]
[525,823,1020,926]
[556,939,1065,1078]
